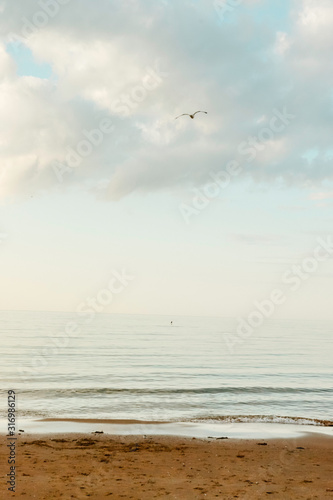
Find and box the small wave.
[16,386,333,396]
[190,415,333,427]
[28,414,333,427]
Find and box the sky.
[0,0,333,319]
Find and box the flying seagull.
[175,111,207,120]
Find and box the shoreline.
[40,415,333,426]
[1,433,332,499]
[2,418,333,440]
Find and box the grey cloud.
[0,0,333,200]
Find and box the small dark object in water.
[19,429,25,432]
[296,446,305,450]
[257,442,267,445]
[93,431,104,434]
[216,436,228,440]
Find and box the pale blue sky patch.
[302,149,319,164]
[325,149,333,160]
[6,43,53,78]
[251,0,291,32]
[214,0,290,31]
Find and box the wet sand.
[1,433,333,499]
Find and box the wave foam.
[190,415,333,427]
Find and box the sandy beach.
[1,432,333,499]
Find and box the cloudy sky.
[0,0,333,319]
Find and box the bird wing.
[193,111,207,116]
[175,114,191,119]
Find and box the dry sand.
[1,433,333,499]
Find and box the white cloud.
[297,0,333,33]
[309,191,333,201]
[274,32,291,56]
[0,43,16,78]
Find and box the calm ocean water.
[1,311,332,424]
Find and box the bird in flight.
[175,111,207,120]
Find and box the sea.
[1,311,332,427]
